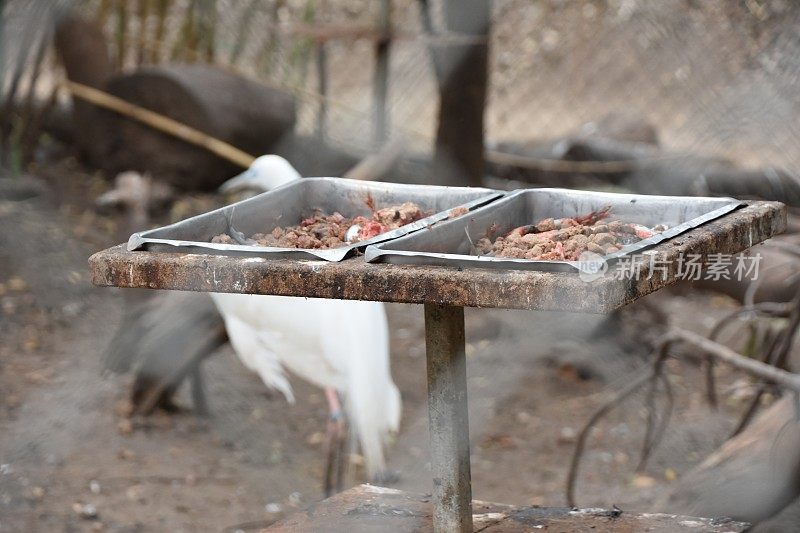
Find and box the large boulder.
[90,64,296,190]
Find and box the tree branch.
[666,328,800,393]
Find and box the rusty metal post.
[424,303,473,533]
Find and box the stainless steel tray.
[364,188,744,272]
[127,177,502,261]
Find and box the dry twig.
[566,369,654,507]
[637,341,674,472]
[665,328,800,392]
[567,303,800,507]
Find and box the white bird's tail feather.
[210,294,295,403]
[345,363,401,478]
[328,301,401,478]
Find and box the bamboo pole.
[114,0,129,69]
[96,0,114,27]
[61,80,255,168]
[20,24,52,165]
[150,0,171,63]
[171,0,197,62]
[255,0,283,76]
[198,0,217,63]
[229,0,260,66]
[135,0,151,66]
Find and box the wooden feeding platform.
[90,199,785,532]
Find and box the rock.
[558,426,577,444]
[117,448,136,461]
[90,64,296,190]
[657,396,800,523]
[116,419,134,435]
[632,474,657,488]
[72,502,98,520]
[265,502,283,514]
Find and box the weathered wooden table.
[90,201,785,532]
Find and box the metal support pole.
[373,0,391,148]
[424,303,473,533]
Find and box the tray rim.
[127,177,504,262]
[364,187,745,272]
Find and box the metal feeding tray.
[364,188,745,271]
[127,177,502,261]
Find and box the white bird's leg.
[324,387,347,497]
[325,387,345,436]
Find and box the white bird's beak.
[219,168,258,193]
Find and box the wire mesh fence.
[2,0,800,174]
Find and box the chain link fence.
[3,0,800,174]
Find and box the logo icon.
[577,251,608,282]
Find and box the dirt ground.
[0,161,778,532]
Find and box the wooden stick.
[61,80,255,168]
[667,328,800,392]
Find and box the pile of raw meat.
[212,202,429,249]
[473,206,666,260]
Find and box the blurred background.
[1,0,800,531]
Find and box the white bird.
[218,154,302,193]
[211,155,401,489]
